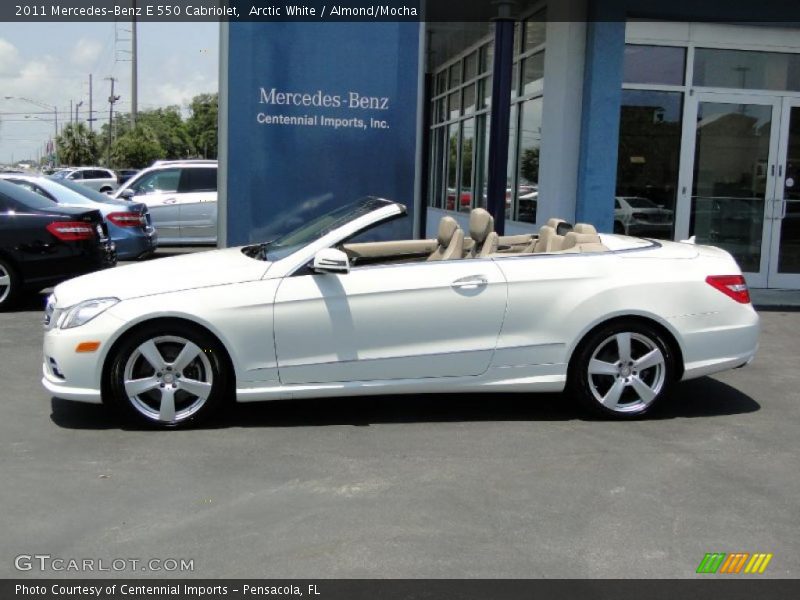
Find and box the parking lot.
[0,256,798,578]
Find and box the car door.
[273,259,508,384]
[125,168,182,241]
[176,167,217,243]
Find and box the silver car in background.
[113,160,217,245]
[51,167,119,194]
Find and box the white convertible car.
[42,197,759,427]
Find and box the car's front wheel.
[569,321,675,418]
[107,322,230,428]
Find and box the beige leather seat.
[427,216,464,261]
[560,231,609,253]
[573,223,598,235]
[467,208,499,258]
[530,225,565,253]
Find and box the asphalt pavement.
[0,283,798,578]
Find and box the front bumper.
[41,310,124,404]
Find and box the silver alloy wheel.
[0,265,10,304]
[123,335,213,424]
[587,331,666,414]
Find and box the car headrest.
[469,208,494,244]
[547,218,566,229]
[437,216,459,246]
[574,223,597,235]
[561,232,602,250]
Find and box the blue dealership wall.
[224,22,420,246]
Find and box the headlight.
[58,298,120,330]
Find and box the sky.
[0,21,219,164]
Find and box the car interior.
[340,207,610,267]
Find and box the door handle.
[451,275,488,290]
[163,197,178,204]
[781,198,788,219]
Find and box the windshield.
[263,197,398,262]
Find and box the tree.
[56,123,100,166]
[186,93,218,159]
[110,126,164,169]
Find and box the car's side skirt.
[235,363,568,402]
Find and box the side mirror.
[119,189,135,200]
[312,248,350,274]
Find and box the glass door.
[768,100,800,288]
[678,92,782,288]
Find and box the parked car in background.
[614,196,674,237]
[0,180,115,311]
[0,174,157,261]
[114,160,218,245]
[52,167,119,194]
[116,169,140,185]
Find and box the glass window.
[690,101,772,271]
[623,45,686,86]
[521,52,545,96]
[180,167,217,193]
[433,97,445,124]
[515,97,543,223]
[510,62,519,100]
[479,44,492,74]
[615,90,682,240]
[131,168,180,195]
[505,104,519,220]
[449,62,462,88]
[428,128,445,209]
[463,84,476,115]
[445,123,459,210]
[448,91,461,120]
[482,76,492,109]
[464,51,478,81]
[460,118,475,212]
[435,71,447,95]
[523,11,547,52]
[693,48,800,92]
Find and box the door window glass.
[691,102,772,272]
[131,169,180,195]
[778,106,800,274]
[180,168,217,193]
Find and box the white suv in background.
[114,160,218,245]
[52,167,119,194]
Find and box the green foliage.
[186,93,218,159]
[56,123,100,166]
[519,147,540,184]
[97,92,218,167]
[110,126,164,169]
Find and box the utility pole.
[106,77,120,167]
[69,100,73,125]
[88,74,94,132]
[131,0,138,127]
[75,100,83,124]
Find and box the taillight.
[46,221,95,241]
[107,211,145,227]
[706,275,751,304]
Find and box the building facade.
[221,0,800,289]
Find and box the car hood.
[53,247,272,306]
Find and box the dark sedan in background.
[0,180,115,310]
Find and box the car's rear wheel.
[0,258,21,312]
[107,323,229,428]
[569,321,674,418]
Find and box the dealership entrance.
[679,93,800,288]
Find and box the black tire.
[100,186,113,194]
[107,322,230,428]
[568,320,675,419]
[613,221,625,234]
[0,257,21,312]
